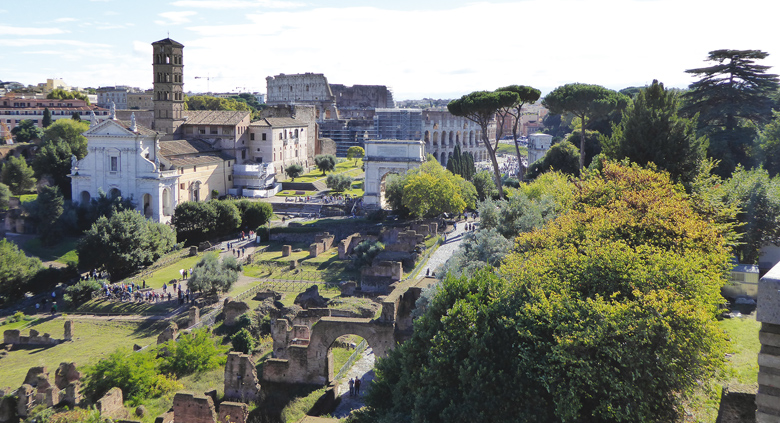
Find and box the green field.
[0,317,166,388]
[280,159,363,184]
[128,254,207,289]
[21,237,79,264]
[685,315,761,421]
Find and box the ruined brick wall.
[224,300,250,326]
[217,402,248,423]
[330,84,394,109]
[384,230,424,253]
[223,352,261,402]
[173,393,217,423]
[309,232,334,258]
[4,329,61,346]
[338,234,364,259]
[361,261,403,293]
[157,322,178,344]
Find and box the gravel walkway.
[419,219,473,277]
[331,347,376,418]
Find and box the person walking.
[355,377,362,395]
[348,378,355,396]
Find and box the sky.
[1,0,779,100]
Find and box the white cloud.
[96,23,135,30]
[0,39,111,48]
[0,26,67,36]
[55,17,78,23]
[155,11,197,25]
[171,0,303,9]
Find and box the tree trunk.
[579,115,587,172]
[483,127,505,199]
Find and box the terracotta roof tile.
[182,110,250,126]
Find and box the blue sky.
[1,0,778,100]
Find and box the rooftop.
[182,110,250,126]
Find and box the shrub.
[231,328,255,354]
[64,279,105,307]
[83,349,181,404]
[159,329,227,378]
[351,240,384,268]
[326,173,352,192]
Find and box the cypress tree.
[42,107,52,128]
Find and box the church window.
[110,156,118,172]
[279,133,282,140]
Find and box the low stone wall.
[3,329,61,346]
[96,387,124,417]
[218,401,248,423]
[173,393,217,423]
[361,261,402,294]
[309,232,335,258]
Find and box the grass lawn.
[496,143,526,156]
[684,314,761,422]
[244,245,357,285]
[0,317,167,388]
[277,190,317,196]
[280,159,363,184]
[74,298,180,315]
[131,254,208,289]
[21,237,79,264]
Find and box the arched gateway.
[362,139,425,209]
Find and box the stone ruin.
[1,362,84,419]
[360,261,403,294]
[189,306,200,328]
[224,299,250,326]
[282,244,292,257]
[294,285,328,309]
[223,352,261,403]
[96,387,124,418]
[309,232,335,258]
[157,322,179,344]
[2,321,73,347]
[156,392,248,423]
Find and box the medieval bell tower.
[152,38,185,139]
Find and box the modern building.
[248,117,309,172]
[0,93,109,140]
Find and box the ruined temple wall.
[266,73,334,104]
[173,393,217,423]
[224,352,261,403]
[330,84,395,109]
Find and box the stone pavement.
[331,347,376,418]
[419,219,473,277]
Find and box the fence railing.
[334,339,368,381]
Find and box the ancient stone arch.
[305,317,395,385]
[363,140,425,209]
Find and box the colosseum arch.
[440,131,447,147]
[449,131,454,147]
[469,131,475,147]
[433,132,439,147]
[424,130,430,145]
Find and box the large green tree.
[495,85,541,162]
[187,253,242,295]
[681,49,780,177]
[25,185,64,246]
[603,80,707,184]
[171,201,218,244]
[525,140,580,179]
[1,155,37,194]
[0,183,10,211]
[448,90,518,199]
[185,95,251,111]
[754,110,780,177]
[346,146,365,166]
[385,159,476,218]
[445,144,475,181]
[542,83,629,171]
[32,138,74,198]
[314,154,336,175]
[285,163,303,181]
[42,107,52,128]
[11,119,44,143]
[235,199,273,231]
[78,209,176,279]
[718,166,780,263]
[43,119,89,159]
[355,162,731,423]
[0,239,44,303]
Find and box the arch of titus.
[362,139,425,209]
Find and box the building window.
[262,133,267,141]
[228,175,232,181]
[199,129,206,134]
[180,183,185,189]
[250,133,255,141]
[210,128,218,135]
[110,156,118,172]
